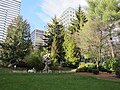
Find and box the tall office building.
[59,7,76,28]
[0,0,21,43]
[31,29,45,50]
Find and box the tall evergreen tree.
[44,17,65,64]
[0,16,32,64]
[63,31,81,67]
[64,6,87,65]
[70,6,88,34]
[61,6,87,66]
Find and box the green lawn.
[0,68,120,90]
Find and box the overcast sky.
[21,0,88,32]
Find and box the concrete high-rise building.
[30,29,45,50]
[59,7,76,28]
[0,0,21,43]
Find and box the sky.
[20,0,88,32]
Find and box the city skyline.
[20,0,88,32]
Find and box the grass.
[0,68,120,90]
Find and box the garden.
[0,0,120,89]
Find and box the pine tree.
[63,31,80,67]
[0,16,32,64]
[70,6,88,34]
[50,37,57,64]
[43,16,65,64]
[63,6,87,66]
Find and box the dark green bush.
[77,63,98,73]
[92,69,99,75]
[107,70,112,74]
[24,51,44,71]
[98,66,107,72]
[61,62,68,67]
[113,60,120,78]
[113,60,120,70]
[16,61,28,68]
[102,58,116,72]
[50,66,60,71]
[76,66,88,72]
[87,64,97,73]
[115,67,120,78]
[87,67,93,72]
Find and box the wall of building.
[59,7,76,28]
[0,0,21,43]
[30,29,45,50]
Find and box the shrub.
[115,67,120,78]
[78,62,86,68]
[107,70,112,74]
[86,63,97,69]
[61,61,79,68]
[24,51,44,71]
[113,60,120,70]
[76,66,88,72]
[98,66,107,72]
[77,62,97,73]
[86,63,97,73]
[16,61,28,68]
[61,62,68,67]
[92,69,99,75]
[87,67,93,72]
[86,63,94,67]
[113,60,120,78]
[102,58,116,72]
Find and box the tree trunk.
[109,39,115,58]
[108,25,115,58]
[99,29,103,61]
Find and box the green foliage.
[0,16,32,64]
[70,6,88,33]
[115,67,120,78]
[98,66,107,72]
[86,63,97,72]
[92,69,99,75]
[76,66,88,72]
[113,59,120,77]
[24,50,44,70]
[78,62,86,68]
[88,0,120,23]
[77,62,97,72]
[113,60,120,70]
[84,53,92,59]
[102,58,116,71]
[88,0,120,59]
[44,16,65,65]
[74,18,100,62]
[78,62,96,68]
[50,37,58,64]
[86,63,97,68]
[63,32,80,67]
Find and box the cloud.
[37,12,51,23]
[37,0,88,23]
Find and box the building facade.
[59,7,76,29]
[31,29,45,50]
[0,0,21,43]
